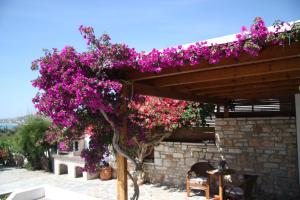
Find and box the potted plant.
[99,159,112,180]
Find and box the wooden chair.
[186,161,214,199]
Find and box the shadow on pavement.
[0,165,15,172]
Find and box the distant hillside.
[0,115,33,125]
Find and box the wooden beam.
[207,85,298,97]
[225,94,295,101]
[215,111,295,118]
[209,87,298,100]
[231,97,293,104]
[132,82,228,104]
[232,100,285,106]
[195,80,300,96]
[146,57,300,88]
[224,106,229,118]
[176,71,300,92]
[117,85,129,200]
[123,42,300,81]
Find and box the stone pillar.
[68,163,75,178]
[54,160,60,175]
[295,94,300,184]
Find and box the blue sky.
[0,0,299,119]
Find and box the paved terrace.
[0,167,205,200]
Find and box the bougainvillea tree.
[128,96,190,184]
[32,18,300,199]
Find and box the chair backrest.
[190,161,214,177]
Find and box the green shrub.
[15,116,52,170]
[0,136,16,166]
[0,192,11,200]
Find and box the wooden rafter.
[209,88,298,99]
[132,83,229,104]
[124,43,300,82]
[176,71,300,92]
[118,41,300,104]
[195,80,300,96]
[142,57,300,88]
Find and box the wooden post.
[295,94,300,185]
[117,154,127,200]
[224,106,229,118]
[117,84,129,200]
[218,175,224,200]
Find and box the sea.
[0,123,18,130]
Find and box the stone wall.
[143,117,299,199]
[143,142,220,186]
[215,117,299,199]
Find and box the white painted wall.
[7,185,99,200]
[84,135,90,149]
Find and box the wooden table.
[207,169,235,200]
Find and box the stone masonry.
[215,117,299,199]
[143,142,220,187]
[143,117,299,199]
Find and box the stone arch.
[59,163,68,175]
[75,166,83,178]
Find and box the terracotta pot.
[100,166,112,180]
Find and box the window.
[74,141,79,151]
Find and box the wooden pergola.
[116,41,300,200]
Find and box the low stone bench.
[53,155,98,180]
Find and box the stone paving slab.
[0,167,207,200]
